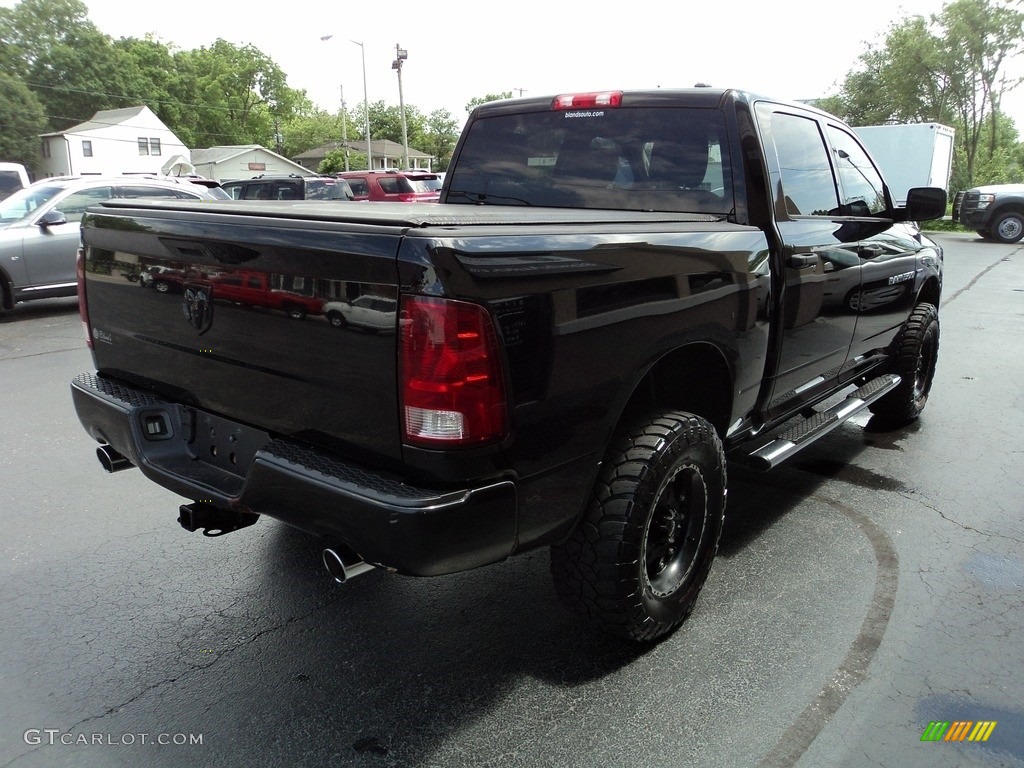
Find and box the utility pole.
[392,44,410,169]
[339,84,349,172]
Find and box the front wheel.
[551,411,726,642]
[869,302,939,425]
[991,211,1024,244]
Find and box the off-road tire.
[551,411,726,643]
[869,302,939,424]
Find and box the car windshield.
[447,106,734,215]
[0,184,64,226]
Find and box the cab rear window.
[447,106,733,214]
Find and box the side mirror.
[37,208,68,228]
[894,187,947,222]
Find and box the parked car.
[138,265,187,293]
[0,162,30,201]
[336,170,441,202]
[220,175,354,201]
[323,294,397,331]
[0,176,220,311]
[210,270,324,320]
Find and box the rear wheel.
[869,302,939,425]
[551,411,726,642]
[991,211,1024,244]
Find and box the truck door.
[755,104,861,417]
[824,124,923,361]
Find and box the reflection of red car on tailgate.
[211,271,323,319]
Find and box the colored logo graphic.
[921,721,997,742]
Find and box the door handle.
[787,254,817,269]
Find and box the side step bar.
[742,374,901,470]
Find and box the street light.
[320,35,372,170]
[392,44,410,169]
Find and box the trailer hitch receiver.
[178,503,259,537]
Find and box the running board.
[740,374,901,470]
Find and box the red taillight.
[400,295,507,447]
[76,247,93,349]
[552,91,623,110]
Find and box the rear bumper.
[70,372,518,576]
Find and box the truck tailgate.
[81,201,407,463]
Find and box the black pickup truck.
[71,88,946,642]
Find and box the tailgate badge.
[182,285,214,335]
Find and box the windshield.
[447,106,733,215]
[0,184,64,225]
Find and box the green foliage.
[318,149,367,175]
[465,92,513,114]
[169,39,305,148]
[0,72,47,170]
[830,0,1024,190]
[281,110,348,159]
[422,108,461,171]
[351,100,426,147]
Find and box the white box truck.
[854,123,955,206]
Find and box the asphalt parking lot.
[1,232,1022,768]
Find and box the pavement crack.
[902,491,1024,545]
[1,591,346,768]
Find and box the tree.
[422,108,460,171]
[319,149,367,175]
[465,92,513,114]
[1,0,127,129]
[169,39,306,148]
[280,109,348,159]
[939,0,1024,181]
[0,72,47,170]
[831,0,1024,187]
[353,100,426,148]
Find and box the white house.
[190,146,311,182]
[37,106,189,178]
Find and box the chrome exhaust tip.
[97,444,133,473]
[323,547,375,583]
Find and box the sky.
[9,0,1024,132]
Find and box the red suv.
[337,170,440,203]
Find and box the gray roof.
[42,106,149,137]
[294,138,432,161]
[189,145,266,164]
